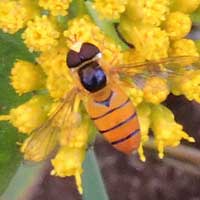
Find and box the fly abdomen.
[87,86,141,154]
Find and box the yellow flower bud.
[126,87,144,106]
[93,0,128,20]
[169,39,199,57]
[51,146,86,194]
[136,102,152,161]
[170,70,200,103]
[38,0,72,16]
[10,60,45,95]
[0,95,51,134]
[143,77,169,104]
[22,15,60,52]
[150,104,194,158]
[164,12,192,40]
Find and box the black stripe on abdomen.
[92,98,130,120]
[99,111,137,134]
[111,129,140,145]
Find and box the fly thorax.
[78,61,107,93]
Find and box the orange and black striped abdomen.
[86,87,141,154]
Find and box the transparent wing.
[21,88,80,162]
[111,56,200,88]
[116,56,200,73]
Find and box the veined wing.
[21,87,80,162]
[114,56,200,75]
[112,56,200,88]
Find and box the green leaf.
[190,8,200,24]
[0,30,35,195]
[82,148,109,200]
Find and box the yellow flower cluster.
[119,0,199,60]
[0,0,29,34]
[0,0,200,194]
[22,15,60,52]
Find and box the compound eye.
[79,43,100,61]
[66,50,82,68]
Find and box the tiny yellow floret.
[38,0,72,16]
[22,15,60,52]
[169,39,199,57]
[93,0,128,20]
